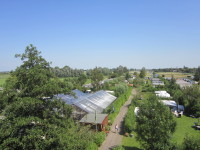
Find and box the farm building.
[160,100,184,112]
[55,89,117,119]
[54,89,87,105]
[150,78,165,86]
[73,90,117,114]
[80,114,108,131]
[176,79,192,88]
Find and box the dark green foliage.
[51,66,84,78]
[0,45,95,150]
[173,90,185,105]
[91,67,104,91]
[125,72,131,80]
[135,96,176,150]
[139,67,146,78]
[78,74,87,86]
[194,66,200,81]
[132,77,144,88]
[183,85,200,117]
[86,142,98,150]
[152,67,196,73]
[105,88,132,124]
[112,145,125,150]
[124,105,135,133]
[167,77,180,96]
[113,65,128,77]
[115,83,128,97]
[182,135,200,150]
[93,132,106,146]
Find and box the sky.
[0,0,200,71]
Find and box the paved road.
[99,89,137,150]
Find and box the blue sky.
[0,0,200,71]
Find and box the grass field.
[122,115,200,149]
[156,72,193,78]
[172,115,200,144]
[0,73,10,87]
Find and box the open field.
[0,73,10,87]
[172,115,200,144]
[156,72,193,78]
[122,115,200,149]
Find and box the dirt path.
[99,88,137,150]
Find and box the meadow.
[0,73,10,87]
[156,72,193,78]
[122,115,200,149]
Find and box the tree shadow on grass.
[123,146,143,150]
[109,146,143,150]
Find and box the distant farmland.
[0,73,10,87]
[156,72,193,78]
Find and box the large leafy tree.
[194,66,200,82]
[139,67,146,78]
[0,45,93,149]
[183,85,200,117]
[135,96,176,150]
[91,67,103,91]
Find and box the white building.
[155,91,170,98]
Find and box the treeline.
[52,65,129,78]
[51,66,84,77]
[86,66,129,78]
[152,66,197,73]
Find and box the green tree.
[194,66,200,82]
[167,77,180,96]
[91,67,103,91]
[78,73,87,86]
[182,135,200,150]
[135,96,176,150]
[125,72,131,80]
[0,45,93,149]
[114,83,128,97]
[139,67,146,78]
[183,85,200,117]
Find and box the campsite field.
[122,115,200,149]
[0,73,10,87]
[156,72,193,78]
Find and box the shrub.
[93,132,106,146]
[124,105,135,133]
[182,135,200,150]
[105,87,132,124]
[115,83,128,97]
[86,142,98,150]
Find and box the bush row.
[104,87,132,124]
[86,132,106,150]
[123,95,141,133]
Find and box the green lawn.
[122,115,200,149]
[122,132,143,150]
[0,73,10,87]
[172,115,200,145]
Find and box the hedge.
[104,87,132,124]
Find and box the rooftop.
[80,114,108,124]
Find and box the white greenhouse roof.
[54,89,87,105]
[73,90,117,113]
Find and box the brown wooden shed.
[79,114,108,131]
